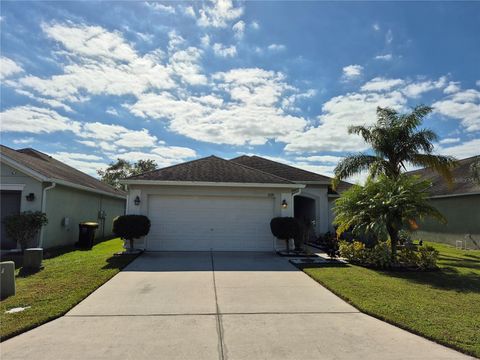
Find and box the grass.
[0,238,137,341]
[303,242,480,358]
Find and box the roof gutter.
[429,192,480,199]
[39,182,56,247]
[120,179,305,189]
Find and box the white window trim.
[0,183,26,191]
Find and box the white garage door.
[147,195,275,251]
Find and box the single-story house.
[408,155,480,249]
[0,145,126,250]
[121,155,351,251]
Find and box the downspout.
[39,182,56,247]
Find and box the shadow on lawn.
[102,253,139,270]
[379,266,480,293]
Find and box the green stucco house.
[409,155,480,249]
[0,145,126,250]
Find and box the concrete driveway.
[1,252,473,360]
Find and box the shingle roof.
[1,145,125,198]
[407,155,480,197]
[230,155,352,194]
[126,155,296,185]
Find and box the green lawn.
[0,238,137,341]
[303,242,480,357]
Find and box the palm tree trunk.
[386,223,399,263]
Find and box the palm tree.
[333,105,457,187]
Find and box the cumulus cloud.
[0,106,81,134]
[196,0,243,28]
[439,137,460,145]
[232,20,245,39]
[443,81,461,94]
[433,89,480,132]
[284,90,407,153]
[295,155,344,164]
[145,2,176,14]
[342,64,363,80]
[212,43,237,57]
[361,77,405,92]
[401,76,447,98]
[1,56,23,79]
[250,21,260,30]
[49,151,109,176]
[436,139,480,159]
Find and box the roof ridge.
[126,155,216,179]
[226,156,296,184]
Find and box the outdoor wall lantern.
[281,199,288,209]
[134,196,141,206]
[26,193,35,202]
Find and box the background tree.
[333,105,457,187]
[98,159,157,190]
[333,175,445,261]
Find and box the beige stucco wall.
[126,184,296,250]
[43,184,125,248]
[416,194,480,249]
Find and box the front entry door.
[0,190,22,250]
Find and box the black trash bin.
[78,222,99,249]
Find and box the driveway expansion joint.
[210,250,226,360]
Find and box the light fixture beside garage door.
[134,196,141,206]
[281,199,288,209]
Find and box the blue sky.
[1,1,479,180]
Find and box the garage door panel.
[146,195,275,251]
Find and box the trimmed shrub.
[397,246,418,267]
[3,211,48,250]
[270,217,301,252]
[417,246,439,270]
[366,241,392,268]
[321,232,339,259]
[113,215,151,250]
[339,240,367,263]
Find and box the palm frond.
[332,154,380,189]
[409,154,458,185]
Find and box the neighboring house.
[408,155,480,249]
[0,145,126,250]
[121,155,351,251]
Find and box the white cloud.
[439,137,460,145]
[284,90,407,153]
[42,22,137,63]
[267,43,286,52]
[196,0,244,28]
[374,54,392,61]
[0,106,81,134]
[126,68,308,146]
[200,34,210,47]
[372,23,380,31]
[212,43,237,57]
[401,76,447,98]
[443,81,461,94]
[295,155,344,164]
[436,139,480,159]
[106,107,119,116]
[342,65,363,80]
[109,146,196,169]
[49,151,108,177]
[12,137,35,145]
[433,89,480,132]
[182,6,196,18]
[250,21,260,30]
[361,77,405,92]
[1,57,23,79]
[145,2,176,14]
[232,20,245,39]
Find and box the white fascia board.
[429,192,480,199]
[0,155,49,182]
[52,179,126,199]
[120,179,305,189]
